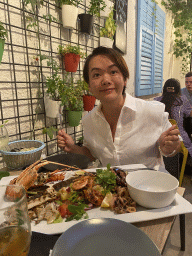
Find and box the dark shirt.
[181,87,192,106]
[154,95,192,157]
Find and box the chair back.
[168,119,188,186]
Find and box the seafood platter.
[1,160,192,235]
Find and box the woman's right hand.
[57,129,75,153]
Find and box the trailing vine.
[161,0,192,74]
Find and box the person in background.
[154,78,192,158]
[57,47,180,169]
[181,72,192,105]
[181,72,192,139]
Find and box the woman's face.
[88,55,126,104]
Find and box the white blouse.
[82,93,171,168]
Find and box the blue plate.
[52,218,160,256]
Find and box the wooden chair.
[163,119,187,251]
[163,153,185,251]
[169,119,188,186]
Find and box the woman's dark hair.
[161,78,182,119]
[83,46,129,95]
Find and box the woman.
[57,47,180,168]
[154,78,192,157]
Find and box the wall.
[156,0,187,89]
[0,0,186,168]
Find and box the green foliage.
[100,8,116,39]
[24,0,44,11]
[0,21,8,40]
[0,120,8,128]
[161,0,192,74]
[45,58,64,101]
[23,0,44,30]
[87,0,106,17]
[43,14,59,23]
[43,126,58,140]
[58,44,86,59]
[77,79,92,95]
[55,0,82,7]
[61,78,84,111]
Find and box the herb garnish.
[96,163,116,195]
[65,204,88,222]
[68,190,85,203]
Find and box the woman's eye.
[93,73,100,78]
[111,70,118,74]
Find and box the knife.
[113,167,156,173]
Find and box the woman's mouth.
[100,88,115,93]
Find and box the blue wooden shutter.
[135,0,165,96]
[153,5,166,94]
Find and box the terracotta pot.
[67,110,82,127]
[83,95,96,111]
[64,53,80,72]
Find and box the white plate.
[52,218,161,256]
[1,164,192,235]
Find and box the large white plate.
[52,218,161,256]
[1,164,192,235]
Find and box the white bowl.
[126,170,179,208]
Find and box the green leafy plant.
[87,0,106,17]
[100,8,116,39]
[61,78,84,111]
[58,44,86,59]
[44,58,65,101]
[23,0,44,30]
[77,79,92,96]
[76,136,84,146]
[43,126,58,140]
[55,0,82,7]
[0,21,8,40]
[0,120,8,128]
[161,0,192,74]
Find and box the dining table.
[0,165,188,255]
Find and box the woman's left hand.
[158,125,181,156]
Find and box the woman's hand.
[57,129,75,153]
[158,125,181,156]
[57,129,96,162]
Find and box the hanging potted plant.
[78,0,106,35]
[0,21,7,64]
[57,0,82,30]
[58,44,86,72]
[61,79,84,127]
[44,58,64,118]
[100,8,116,48]
[77,79,96,111]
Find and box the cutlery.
[113,167,156,174]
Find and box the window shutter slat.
[153,5,165,94]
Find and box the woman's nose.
[101,72,111,85]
